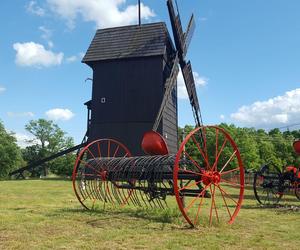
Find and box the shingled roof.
[82,22,172,63]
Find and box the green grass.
[0,180,299,250]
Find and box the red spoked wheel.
[72,139,132,210]
[173,126,244,227]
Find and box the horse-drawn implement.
[253,141,300,204]
[73,126,244,226]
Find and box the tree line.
[0,120,299,179]
[0,119,75,179]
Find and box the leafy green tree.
[24,119,75,177]
[234,127,261,170]
[0,121,24,179]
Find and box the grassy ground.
[0,180,299,250]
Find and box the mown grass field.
[0,180,299,250]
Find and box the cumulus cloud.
[0,86,6,93]
[230,88,300,128]
[177,70,207,99]
[45,108,74,121]
[7,112,35,118]
[26,1,45,16]
[47,0,155,29]
[13,42,63,67]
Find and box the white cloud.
[47,0,155,29]
[39,26,54,48]
[45,108,74,121]
[177,70,207,99]
[220,114,225,120]
[65,52,85,63]
[7,112,35,118]
[26,1,45,16]
[13,133,39,148]
[13,42,63,67]
[0,86,6,93]
[66,55,77,63]
[230,88,300,128]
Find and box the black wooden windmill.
[82,0,202,156]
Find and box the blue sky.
[0,0,300,146]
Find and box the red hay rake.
[72,126,245,227]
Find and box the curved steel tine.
[108,158,121,205]
[132,157,146,207]
[130,157,143,207]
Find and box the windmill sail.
[167,0,186,56]
[167,0,203,127]
[181,61,202,126]
[184,14,195,53]
[153,54,179,131]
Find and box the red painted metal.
[72,139,132,210]
[72,126,245,226]
[286,165,300,179]
[141,130,169,155]
[293,140,300,155]
[173,126,244,227]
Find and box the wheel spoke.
[217,185,233,220]
[79,159,102,176]
[212,138,228,172]
[220,178,241,187]
[221,167,240,176]
[215,128,219,166]
[217,184,238,205]
[209,184,219,225]
[191,135,210,169]
[113,145,120,157]
[97,142,101,158]
[193,187,206,225]
[179,180,202,191]
[202,127,209,167]
[184,184,210,213]
[209,185,213,225]
[107,140,111,157]
[87,148,97,160]
[219,151,237,174]
[181,169,203,177]
[184,151,203,172]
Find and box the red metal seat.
[141,131,169,155]
[293,140,300,155]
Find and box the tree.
[23,119,75,177]
[0,121,24,179]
